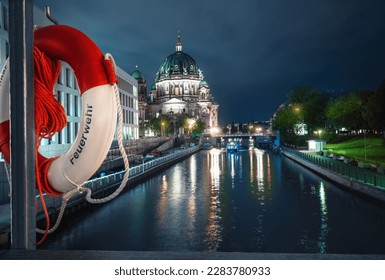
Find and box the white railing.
[33,145,200,215]
[84,146,200,192]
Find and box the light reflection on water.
[318,182,328,253]
[41,148,385,254]
[205,149,223,251]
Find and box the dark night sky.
[34,0,385,125]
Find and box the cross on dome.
[176,31,183,52]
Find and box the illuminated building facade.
[133,34,219,135]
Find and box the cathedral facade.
[132,34,219,135]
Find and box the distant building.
[132,34,219,136]
[131,66,147,132]
[116,66,139,140]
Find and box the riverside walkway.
[282,148,385,203]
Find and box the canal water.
[41,148,385,254]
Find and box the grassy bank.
[325,136,385,167]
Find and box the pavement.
[1,249,384,260]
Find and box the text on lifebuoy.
[69,104,93,165]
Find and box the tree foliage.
[272,81,385,140]
[363,80,385,131]
[145,116,171,135]
[326,91,371,131]
[147,114,206,136]
[288,87,329,131]
[192,119,205,135]
[272,87,330,140]
[272,104,303,138]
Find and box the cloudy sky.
[34,0,385,124]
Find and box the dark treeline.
[271,84,385,143]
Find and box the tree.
[192,119,205,135]
[176,115,206,135]
[145,116,171,136]
[287,87,329,132]
[363,80,385,133]
[272,104,303,139]
[326,91,369,132]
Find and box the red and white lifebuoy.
[0,59,10,164]
[0,25,118,195]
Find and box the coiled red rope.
[33,46,68,245]
[34,46,67,140]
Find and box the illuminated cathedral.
[132,34,219,135]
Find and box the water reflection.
[157,174,168,227]
[266,153,272,187]
[205,149,223,251]
[255,149,264,191]
[187,156,197,240]
[229,153,236,188]
[318,181,328,253]
[41,149,385,254]
[249,148,254,183]
[209,149,221,188]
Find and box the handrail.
[285,149,385,189]
[85,146,200,189]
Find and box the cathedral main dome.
[155,34,203,81]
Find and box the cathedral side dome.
[199,80,209,88]
[131,67,145,81]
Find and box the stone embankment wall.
[152,136,175,152]
[95,137,173,175]
[283,150,385,203]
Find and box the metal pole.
[9,0,36,249]
[364,131,367,161]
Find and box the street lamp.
[188,118,195,135]
[161,122,164,136]
[211,126,219,136]
[364,130,367,161]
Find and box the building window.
[65,68,71,88]
[66,122,71,143]
[57,131,62,144]
[74,122,79,137]
[74,95,79,117]
[5,41,9,59]
[56,90,62,102]
[57,68,63,85]
[66,93,71,115]
[2,5,8,31]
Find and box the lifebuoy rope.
[36,53,130,240]
[33,46,67,245]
